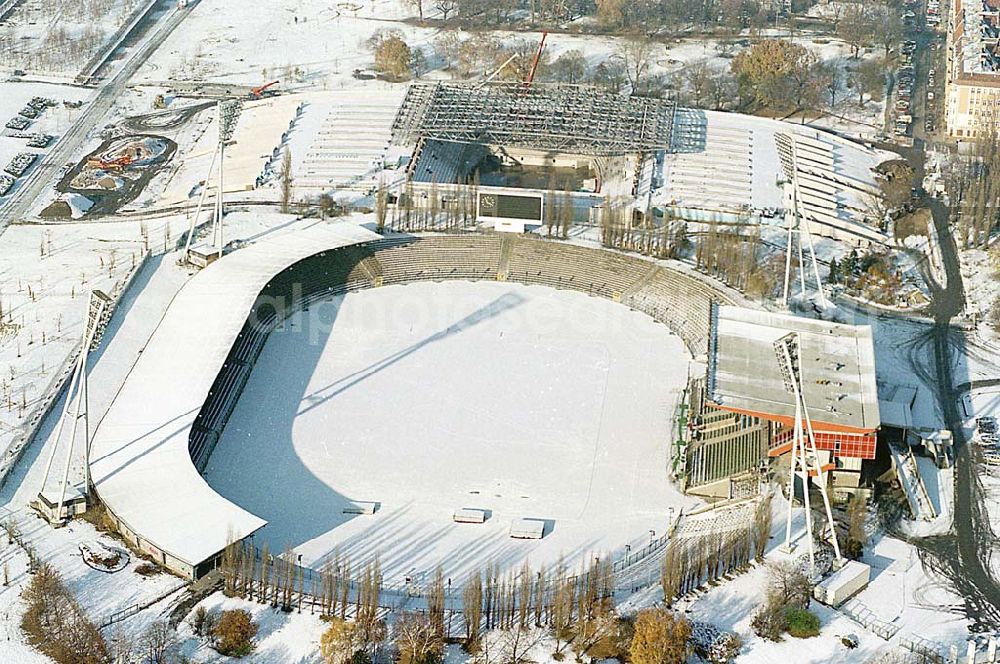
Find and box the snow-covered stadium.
[88,221,766,581]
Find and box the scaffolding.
[392,82,677,156]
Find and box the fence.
[98,581,186,630]
[100,603,142,629]
[899,633,945,663]
[839,600,900,641]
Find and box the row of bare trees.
[660,497,773,607]
[222,496,768,662]
[599,199,689,260]
[221,540,383,632]
[599,202,783,300]
[947,128,1000,250]
[221,538,619,648]
[543,190,574,239]
[386,180,480,233]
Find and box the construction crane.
[524,31,548,86]
[248,80,279,99]
[478,54,519,88]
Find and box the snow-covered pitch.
[205,280,697,582]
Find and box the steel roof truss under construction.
[392,82,677,156]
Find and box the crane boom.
[525,31,548,86]
[479,54,519,87]
[249,80,279,98]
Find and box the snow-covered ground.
[206,280,698,582]
[0,0,144,80]
[683,532,970,663]
[172,591,329,663]
[961,246,1000,344]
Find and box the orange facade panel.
[769,427,876,460]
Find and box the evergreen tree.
[827,256,840,284]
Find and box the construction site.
[43,134,175,218]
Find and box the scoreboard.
[477,192,544,231]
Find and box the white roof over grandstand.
[707,305,880,432]
[89,221,380,567]
[661,109,890,242]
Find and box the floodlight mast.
[210,100,242,259]
[38,291,108,523]
[182,142,219,259]
[781,139,828,309]
[773,332,842,572]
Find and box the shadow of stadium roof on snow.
[391,82,677,156]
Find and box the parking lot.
[891,0,949,143]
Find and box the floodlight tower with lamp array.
[781,139,827,310]
[212,99,243,258]
[182,99,242,261]
[772,332,842,573]
[38,291,109,523]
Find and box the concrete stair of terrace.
[497,235,515,280]
[889,443,938,522]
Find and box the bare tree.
[767,560,811,609]
[108,629,133,664]
[141,622,174,664]
[463,570,484,649]
[434,0,457,19]
[320,618,361,664]
[615,38,655,91]
[395,612,444,664]
[281,149,294,214]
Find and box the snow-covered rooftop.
[707,305,880,432]
[89,221,380,568]
[954,0,1000,77]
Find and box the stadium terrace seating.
[373,234,502,283]
[409,139,470,185]
[298,97,401,193]
[505,236,649,299]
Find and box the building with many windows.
[946,0,1000,139]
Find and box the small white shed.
[36,486,88,524]
[187,244,220,268]
[813,560,871,607]
[453,508,487,524]
[509,518,546,540]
